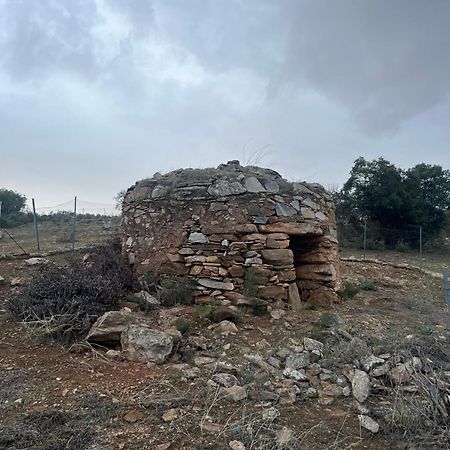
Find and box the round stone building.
[122,160,341,309]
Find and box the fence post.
[72,196,77,251]
[32,198,40,252]
[363,218,367,261]
[419,227,423,256]
[443,272,450,314]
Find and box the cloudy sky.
[1,0,449,208]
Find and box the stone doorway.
[288,234,338,305]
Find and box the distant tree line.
[0,189,112,229]
[333,158,450,250]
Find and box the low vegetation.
[6,238,133,344]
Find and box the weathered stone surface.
[259,285,287,300]
[352,370,371,402]
[123,162,340,310]
[198,278,234,291]
[87,309,138,343]
[283,368,308,381]
[361,355,385,372]
[208,180,246,197]
[288,283,302,312]
[304,337,324,352]
[245,176,266,193]
[264,181,280,193]
[259,222,323,236]
[276,203,297,217]
[223,385,247,402]
[212,373,239,387]
[358,415,379,433]
[187,232,208,244]
[261,249,294,265]
[25,257,49,266]
[121,325,173,364]
[285,353,310,370]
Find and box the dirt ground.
[0,253,449,449]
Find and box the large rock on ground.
[121,325,173,363]
[87,309,138,343]
[352,369,371,403]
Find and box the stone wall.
[122,161,341,309]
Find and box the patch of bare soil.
[1,257,449,449]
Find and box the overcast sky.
[1,0,449,208]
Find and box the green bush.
[159,277,196,306]
[337,280,361,299]
[359,279,378,291]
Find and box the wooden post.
[32,198,40,251]
[419,227,423,256]
[363,218,367,261]
[444,272,450,314]
[72,196,77,251]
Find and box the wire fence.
[0,197,121,257]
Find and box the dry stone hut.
[122,161,341,309]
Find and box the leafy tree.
[337,158,450,247]
[0,189,26,215]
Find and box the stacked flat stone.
[122,160,341,308]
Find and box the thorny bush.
[6,238,134,344]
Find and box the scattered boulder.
[285,353,310,370]
[123,409,146,423]
[283,368,308,381]
[223,385,247,402]
[361,355,385,372]
[87,309,138,343]
[212,373,239,387]
[358,415,380,433]
[352,370,371,403]
[134,290,160,309]
[25,257,49,266]
[304,337,324,353]
[121,325,173,364]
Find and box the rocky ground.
[0,256,449,449]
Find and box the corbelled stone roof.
[124,160,329,204]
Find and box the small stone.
[214,320,238,335]
[262,407,280,421]
[285,353,310,370]
[25,257,49,266]
[188,232,209,244]
[123,409,146,423]
[223,385,247,402]
[270,309,286,320]
[388,364,411,384]
[10,277,21,286]
[105,349,121,360]
[371,362,390,377]
[229,441,246,450]
[194,356,216,366]
[303,337,324,352]
[212,373,239,387]
[361,355,385,372]
[267,356,281,369]
[352,370,371,403]
[201,422,222,433]
[358,415,380,433]
[162,408,179,422]
[283,368,308,381]
[276,427,295,446]
[183,367,201,379]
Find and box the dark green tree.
[337,158,450,247]
[0,189,26,215]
